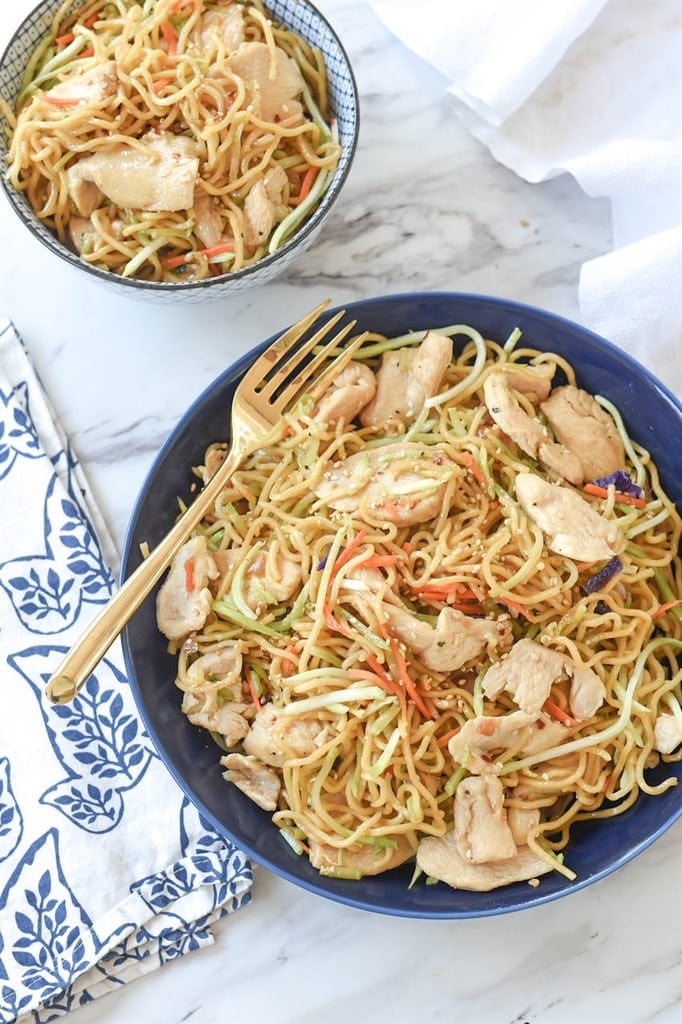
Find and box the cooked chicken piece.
[506,791,541,847]
[227,42,304,121]
[360,332,453,427]
[383,604,511,673]
[66,173,104,216]
[447,710,568,774]
[192,191,224,248]
[484,371,583,484]
[315,362,377,426]
[243,179,275,248]
[482,637,605,721]
[264,164,288,206]
[243,703,326,767]
[502,364,555,403]
[192,6,245,55]
[653,712,682,754]
[47,61,118,105]
[220,542,302,611]
[515,472,621,563]
[68,216,99,252]
[186,643,242,690]
[220,753,281,810]
[182,690,250,747]
[416,829,552,891]
[309,833,414,876]
[156,536,219,641]
[454,775,517,864]
[313,443,456,527]
[540,385,624,483]
[66,132,200,213]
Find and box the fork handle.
[45,445,244,704]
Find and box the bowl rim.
[0,0,360,292]
[120,290,682,918]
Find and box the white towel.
[370,0,682,397]
[0,321,252,1024]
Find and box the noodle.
[157,323,682,890]
[3,0,341,281]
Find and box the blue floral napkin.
[0,320,253,1023]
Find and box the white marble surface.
[1,2,680,1022]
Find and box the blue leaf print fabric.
[0,321,253,1024]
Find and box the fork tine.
[256,309,347,403]
[285,327,370,409]
[241,299,330,388]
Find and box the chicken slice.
[454,775,517,864]
[416,829,553,891]
[192,191,224,248]
[192,6,245,55]
[515,472,621,564]
[383,604,511,673]
[313,443,456,527]
[360,332,453,427]
[68,216,99,252]
[46,61,118,105]
[653,712,682,754]
[484,371,583,484]
[309,833,415,876]
[447,710,568,775]
[227,42,305,121]
[243,702,326,767]
[502,364,555,403]
[66,131,200,213]
[482,637,605,721]
[314,362,377,426]
[243,179,275,248]
[156,536,219,641]
[220,752,281,810]
[182,691,250,747]
[540,385,624,483]
[219,542,302,612]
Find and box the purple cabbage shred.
[590,470,643,498]
[582,555,623,595]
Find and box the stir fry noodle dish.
[2,0,341,281]
[154,321,682,892]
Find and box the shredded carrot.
[362,554,400,568]
[461,450,486,486]
[79,48,95,58]
[652,598,682,619]
[363,656,407,716]
[281,644,297,676]
[329,529,369,577]
[246,671,261,709]
[43,95,81,107]
[543,698,577,727]
[294,165,316,206]
[389,639,432,719]
[184,557,195,594]
[497,596,534,621]
[83,12,100,28]
[583,483,646,509]
[322,603,352,637]
[437,727,460,747]
[162,242,234,269]
[402,542,413,555]
[161,21,178,55]
[56,31,75,45]
[152,76,173,93]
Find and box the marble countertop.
[1,2,679,1022]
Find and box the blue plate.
[121,292,682,918]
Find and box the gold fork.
[46,300,367,704]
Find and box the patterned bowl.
[120,292,682,918]
[0,0,358,303]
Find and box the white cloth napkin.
[370,0,682,397]
[0,321,252,1024]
